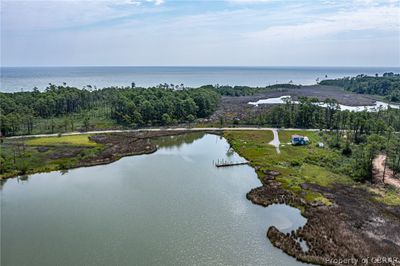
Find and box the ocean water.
[1,66,399,92]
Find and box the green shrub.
[290,159,303,167]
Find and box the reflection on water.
[18,175,29,181]
[226,147,235,158]
[1,134,306,266]
[0,178,7,190]
[152,132,205,148]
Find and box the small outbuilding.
[291,135,310,146]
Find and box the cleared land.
[373,154,400,189]
[210,85,379,123]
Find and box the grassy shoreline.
[0,131,205,180]
[223,130,400,265]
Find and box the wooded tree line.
[320,73,400,102]
[0,85,220,136]
[110,87,219,126]
[201,84,300,96]
[251,97,400,132]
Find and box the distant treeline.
[202,83,300,96]
[320,73,400,102]
[0,85,220,136]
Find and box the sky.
[1,0,399,67]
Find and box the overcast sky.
[1,0,399,67]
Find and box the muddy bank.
[247,171,400,265]
[230,85,377,106]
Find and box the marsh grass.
[26,135,98,146]
[1,136,103,179]
[369,186,400,206]
[224,130,354,205]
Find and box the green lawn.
[26,135,98,146]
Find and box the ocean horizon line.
[2,66,399,92]
[2,65,400,69]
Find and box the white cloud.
[119,0,142,5]
[246,6,400,41]
[1,0,399,66]
[226,0,273,3]
[146,0,164,5]
[0,0,165,31]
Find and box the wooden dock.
[214,159,249,168]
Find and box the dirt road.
[269,129,281,154]
[373,154,400,189]
[6,127,320,139]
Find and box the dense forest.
[247,96,400,181]
[0,85,220,136]
[110,87,219,126]
[0,83,299,136]
[320,73,400,102]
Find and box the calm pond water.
[1,133,306,266]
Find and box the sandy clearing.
[373,154,400,189]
